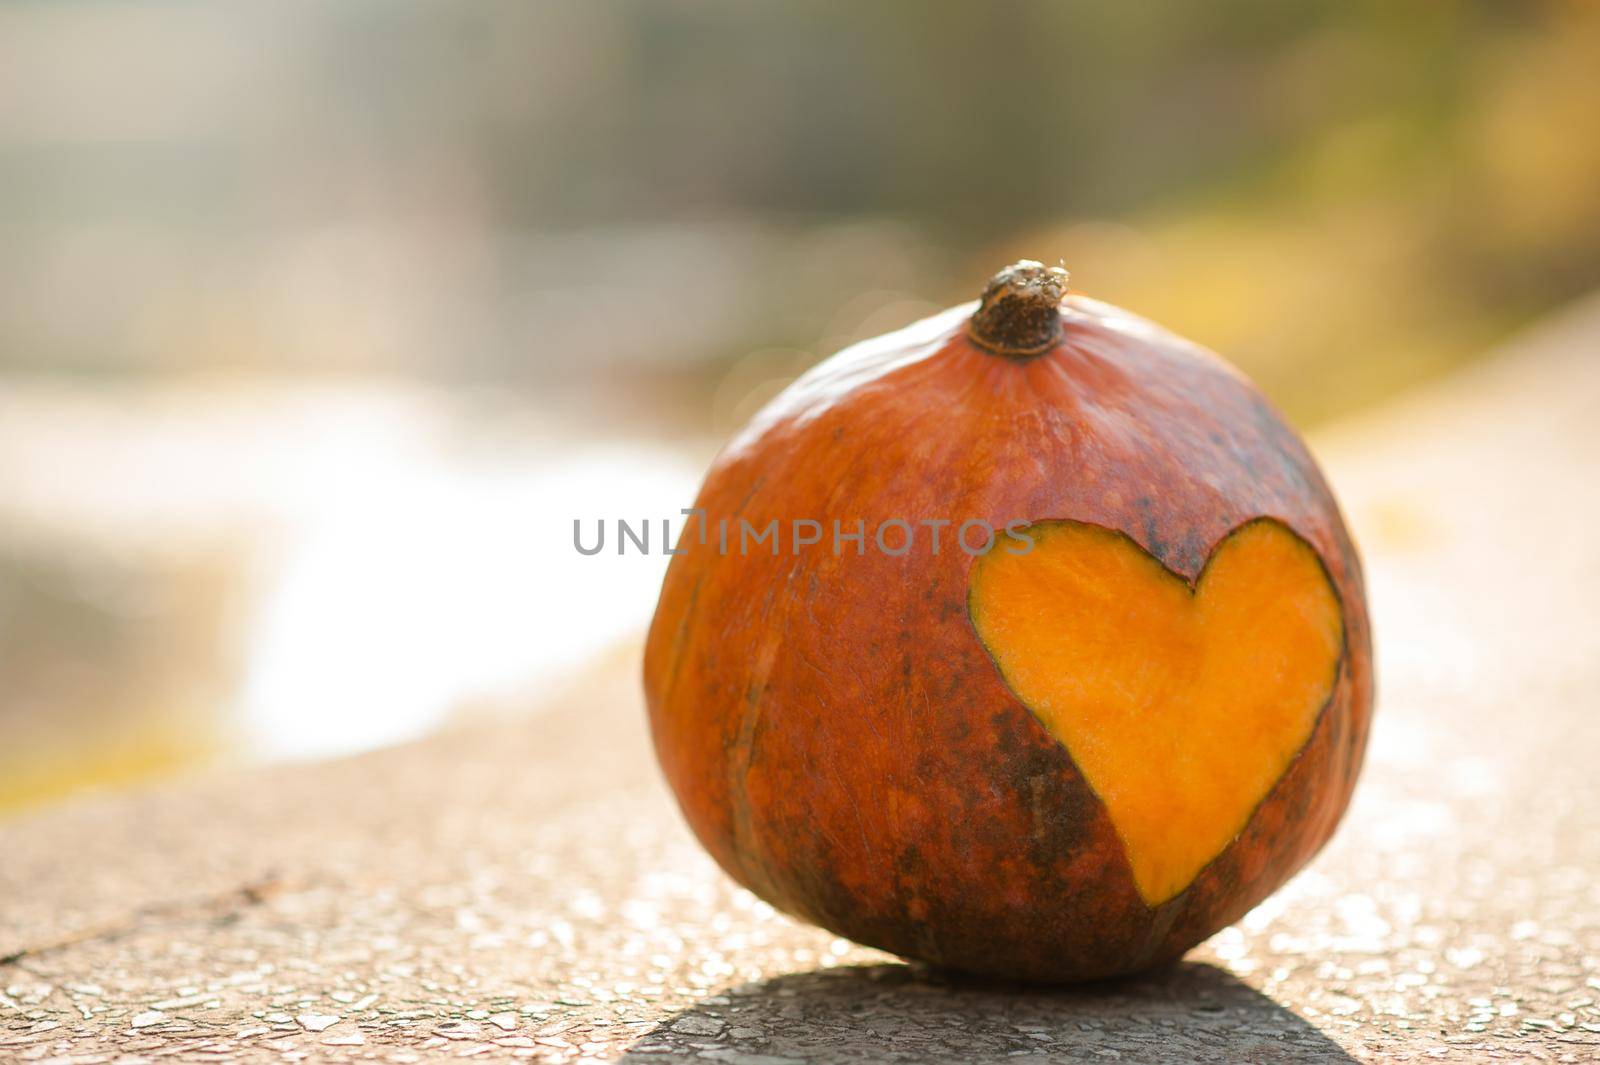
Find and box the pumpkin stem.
[967,260,1069,358]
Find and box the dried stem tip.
[967,260,1069,358]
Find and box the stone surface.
[4,297,1600,1062]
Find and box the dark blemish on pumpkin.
[728,474,768,523]
[660,573,703,708]
[989,709,1024,752]
[1142,515,1166,563]
[1177,530,1205,574]
[785,839,870,936]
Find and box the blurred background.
[2,0,1598,813]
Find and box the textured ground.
[3,297,1599,1064]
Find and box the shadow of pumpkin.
[623,960,1355,1064]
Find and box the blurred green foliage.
[2,0,1597,424]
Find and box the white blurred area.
[0,2,944,783]
[0,379,704,762]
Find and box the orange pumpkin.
[644,262,1373,981]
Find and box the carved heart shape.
[970,518,1343,906]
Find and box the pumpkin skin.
[643,264,1373,982]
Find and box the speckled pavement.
[3,298,1599,1063]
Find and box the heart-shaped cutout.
[970,518,1343,906]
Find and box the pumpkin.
[643,261,1373,981]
